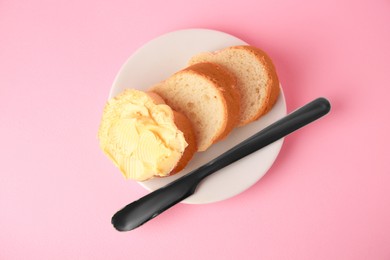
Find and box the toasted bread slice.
[189,45,280,126]
[151,62,240,151]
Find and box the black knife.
[111,97,331,231]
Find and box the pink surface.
[1,0,389,259]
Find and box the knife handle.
[111,97,331,231]
[111,171,202,231]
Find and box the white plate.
[110,28,287,204]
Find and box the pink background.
[1,0,389,259]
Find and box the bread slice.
[189,45,280,126]
[98,89,196,181]
[151,62,240,151]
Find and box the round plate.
[110,28,287,204]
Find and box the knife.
[111,97,331,231]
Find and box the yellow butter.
[98,89,187,181]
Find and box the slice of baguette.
[98,89,196,181]
[151,62,240,152]
[189,45,280,126]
